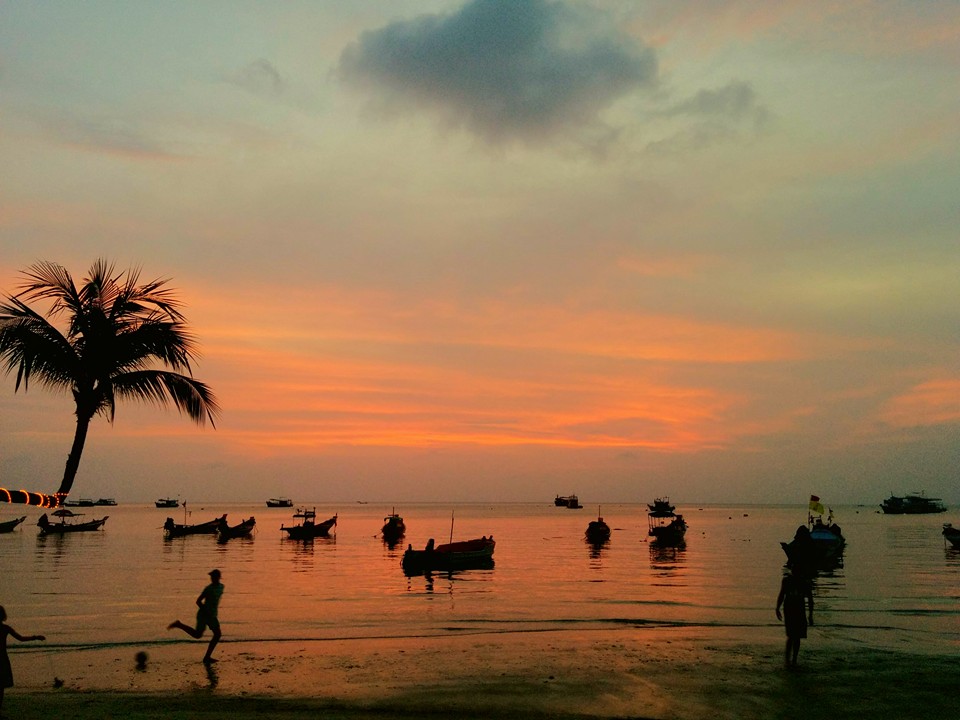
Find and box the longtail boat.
[942,523,960,549]
[281,508,337,540]
[401,536,495,574]
[780,497,845,572]
[585,508,610,544]
[0,515,27,534]
[163,514,226,538]
[217,515,256,541]
[37,510,108,535]
[647,498,687,546]
[381,509,406,544]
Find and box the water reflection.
[280,535,336,572]
[945,547,960,568]
[585,537,609,560]
[649,541,686,569]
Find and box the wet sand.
[6,626,957,720]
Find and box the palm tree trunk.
[57,412,92,497]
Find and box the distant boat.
[266,497,293,508]
[880,493,946,514]
[155,498,179,509]
[943,523,960,549]
[381,509,406,544]
[647,498,687,545]
[37,510,108,535]
[0,515,27,534]
[95,498,117,506]
[281,508,337,540]
[585,507,610,544]
[163,514,225,538]
[401,536,495,574]
[64,498,95,507]
[555,494,582,509]
[217,516,256,541]
[781,497,845,572]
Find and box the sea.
[1,502,957,656]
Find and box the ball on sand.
[135,651,148,670]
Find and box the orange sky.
[1,1,958,504]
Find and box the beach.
[7,625,957,720]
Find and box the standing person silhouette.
[168,569,224,664]
[1,605,46,712]
[775,567,814,668]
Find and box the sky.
[1,1,958,506]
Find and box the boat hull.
[217,517,256,540]
[38,516,108,535]
[0,516,26,534]
[944,524,960,549]
[585,521,610,544]
[163,515,225,538]
[880,494,946,514]
[281,515,337,540]
[401,537,495,574]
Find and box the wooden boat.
[401,536,495,574]
[217,515,256,541]
[647,498,687,545]
[37,510,108,535]
[0,516,27,534]
[381,509,406,543]
[281,508,337,540]
[163,514,226,538]
[266,497,293,508]
[155,497,179,508]
[585,508,610,544]
[781,500,845,572]
[881,493,946,514]
[943,523,960,549]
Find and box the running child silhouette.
[168,569,224,664]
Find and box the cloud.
[337,0,657,144]
[41,113,187,161]
[643,80,772,154]
[665,81,765,122]
[225,58,285,98]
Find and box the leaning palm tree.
[0,259,220,506]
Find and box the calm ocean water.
[1,502,957,654]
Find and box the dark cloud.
[227,58,285,98]
[337,0,657,144]
[664,80,771,131]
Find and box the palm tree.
[0,259,220,505]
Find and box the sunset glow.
[1,1,957,504]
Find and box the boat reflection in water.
[649,540,687,569]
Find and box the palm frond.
[111,370,221,427]
[0,296,77,392]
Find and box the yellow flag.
[809,495,825,515]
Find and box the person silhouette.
[1,605,46,711]
[775,567,814,668]
[168,569,224,664]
